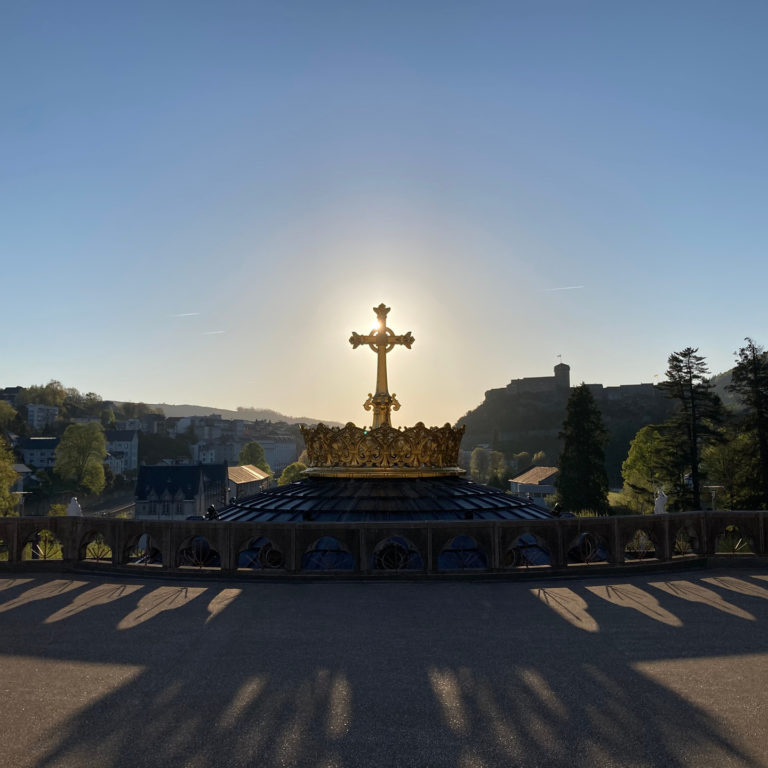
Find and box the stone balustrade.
[0,510,766,577]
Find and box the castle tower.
[554,362,570,393]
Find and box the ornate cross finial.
[349,303,414,429]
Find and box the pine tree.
[557,384,609,515]
[659,347,722,509]
[728,338,768,508]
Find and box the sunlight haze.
[3,1,767,425]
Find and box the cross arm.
[349,331,414,349]
[390,332,414,348]
[349,332,376,349]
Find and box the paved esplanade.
[1,568,767,768]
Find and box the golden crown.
[299,422,465,478]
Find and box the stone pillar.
[609,518,624,565]
[5,518,19,564]
[162,526,176,571]
[288,527,298,573]
[701,512,714,555]
[490,524,500,570]
[358,528,369,575]
[351,529,361,574]
[552,522,566,569]
[218,524,237,574]
[112,520,125,566]
[658,515,672,562]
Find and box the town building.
[227,464,271,500]
[139,413,165,434]
[104,430,139,473]
[25,404,59,431]
[192,442,217,464]
[508,466,560,501]
[114,418,143,432]
[16,436,60,468]
[260,438,298,475]
[192,440,243,465]
[10,463,32,514]
[134,463,229,520]
[0,386,23,407]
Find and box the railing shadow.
[1,570,767,767]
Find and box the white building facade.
[26,404,59,431]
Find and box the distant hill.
[710,369,739,408]
[148,403,343,426]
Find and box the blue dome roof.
[218,476,554,523]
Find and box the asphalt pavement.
[1,567,767,768]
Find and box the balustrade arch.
[0,511,766,577]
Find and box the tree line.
[557,339,768,514]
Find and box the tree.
[239,441,272,475]
[118,401,158,420]
[532,450,547,466]
[469,447,507,485]
[621,425,679,513]
[469,447,490,483]
[557,384,609,515]
[660,347,722,509]
[512,451,531,472]
[487,451,509,489]
[489,450,506,477]
[278,462,308,485]
[0,401,17,432]
[18,380,67,408]
[0,437,19,516]
[54,423,107,495]
[728,338,768,508]
[701,427,760,510]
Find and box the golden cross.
[350,303,414,428]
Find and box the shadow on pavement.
[1,569,767,768]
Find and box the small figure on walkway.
[653,488,668,515]
[207,504,219,520]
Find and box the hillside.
[457,362,752,487]
[457,386,675,487]
[148,403,343,426]
[710,369,739,408]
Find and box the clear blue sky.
[3,1,767,426]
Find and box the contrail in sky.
[204,330,225,335]
[170,312,200,317]
[543,285,585,292]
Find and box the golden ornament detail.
[299,422,465,478]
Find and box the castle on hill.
[486,363,658,404]
[459,363,671,486]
